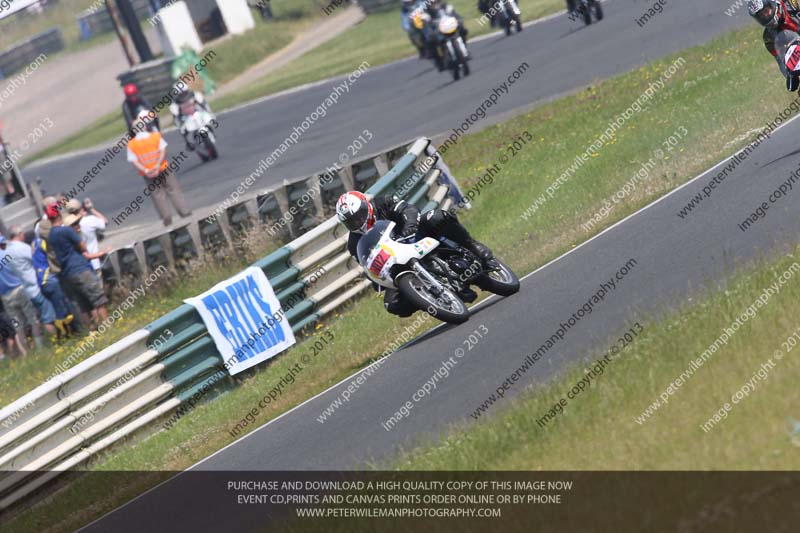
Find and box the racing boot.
[458,286,478,303]
[425,209,494,262]
[465,238,493,263]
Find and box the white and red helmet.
[749,0,785,28]
[336,191,374,234]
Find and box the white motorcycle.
[495,0,523,36]
[170,92,219,163]
[435,8,470,81]
[357,220,519,324]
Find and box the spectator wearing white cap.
[65,198,108,282]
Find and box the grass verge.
[392,248,800,470]
[0,0,114,51]
[3,24,797,532]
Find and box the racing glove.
[396,203,420,237]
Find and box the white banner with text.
[185,267,296,375]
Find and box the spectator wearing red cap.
[36,199,63,280]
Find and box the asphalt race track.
[81,109,800,532]
[30,0,747,233]
[71,3,800,530]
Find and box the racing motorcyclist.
[425,0,468,40]
[749,0,800,90]
[168,84,215,152]
[337,191,491,317]
[414,0,468,71]
[402,0,427,57]
[122,83,159,134]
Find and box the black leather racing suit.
[123,95,160,134]
[346,195,481,317]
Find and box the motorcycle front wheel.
[397,274,469,324]
[204,136,219,160]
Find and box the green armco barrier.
[161,336,217,380]
[171,358,228,399]
[291,312,323,333]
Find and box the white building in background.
[152,0,255,56]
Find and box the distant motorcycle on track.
[170,90,219,163]
[568,0,603,25]
[434,8,471,81]
[493,0,523,35]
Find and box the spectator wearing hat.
[0,259,39,352]
[127,110,191,227]
[65,198,108,282]
[1,229,57,339]
[47,209,110,330]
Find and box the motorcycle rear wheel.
[594,2,603,20]
[397,274,469,324]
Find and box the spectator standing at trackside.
[39,203,87,334]
[32,228,73,337]
[127,110,192,226]
[34,196,55,236]
[1,229,57,339]
[65,198,108,283]
[48,209,110,331]
[0,260,39,351]
[36,200,62,284]
[0,301,25,359]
